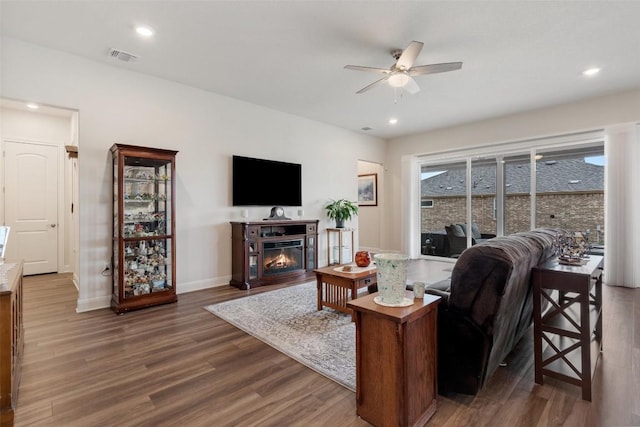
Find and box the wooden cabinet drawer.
[355,275,376,288]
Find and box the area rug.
[204,281,356,391]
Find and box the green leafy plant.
[325,199,359,227]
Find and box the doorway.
[1,100,78,277]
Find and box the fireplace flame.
[264,251,298,270]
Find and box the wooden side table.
[532,255,603,401]
[326,227,355,265]
[314,264,376,317]
[347,292,440,427]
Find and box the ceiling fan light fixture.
[388,73,410,88]
[345,40,461,95]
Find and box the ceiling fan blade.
[403,76,420,95]
[356,76,389,94]
[409,62,463,76]
[396,41,424,70]
[344,65,391,74]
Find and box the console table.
[1,261,24,426]
[348,292,440,427]
[532,255,603,401]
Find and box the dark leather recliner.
[426,228,557,394]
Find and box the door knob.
[50,224,57,228]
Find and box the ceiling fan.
[344,41,462,95]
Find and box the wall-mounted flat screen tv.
[232,155,302,206]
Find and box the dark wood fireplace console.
[230,220,319,290]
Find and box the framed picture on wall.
[358,173,377,206]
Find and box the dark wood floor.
[14,273,640,426]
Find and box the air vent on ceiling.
[109,48,139,63]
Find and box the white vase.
[374,253,409,304]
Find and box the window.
[535,147,604,244]
[417,139,604,258]
[420,162,467,258]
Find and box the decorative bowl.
[355,251,371,267]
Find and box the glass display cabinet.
[110,144,178,314]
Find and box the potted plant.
[325,199,359,228]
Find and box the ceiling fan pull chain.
[393,87,403,104]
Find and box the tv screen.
[232,155,302,206]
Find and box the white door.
[4,141,58,275]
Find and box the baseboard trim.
[177,275,231,294]
[72,272,79,291]
[75,275,232,312]
[76,295,111,313]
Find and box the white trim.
[415,129,605,163]
[76,295,111,312]
[495,156,504,236]
[75,275,234,312]
[177,275,232,294]
[530,147,537,229]
[466,158,472,247]
[403,155,419,257]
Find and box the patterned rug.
[204,281,356,391]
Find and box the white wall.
[1,108,71,142]
[1,37,386,311]
[385,89,640,252]
[356,160,383,252]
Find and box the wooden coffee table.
[314,264,377,316]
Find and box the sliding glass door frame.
[412,132,605,258]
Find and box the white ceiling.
[2,1,640,139]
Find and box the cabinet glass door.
[121,156,173,300]
[122,158,171,238]
[123,239,172,297]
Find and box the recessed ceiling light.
[136,26,154,37]
[582,67,600,77]
[26,103,39,110]
[388,118,398,125]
